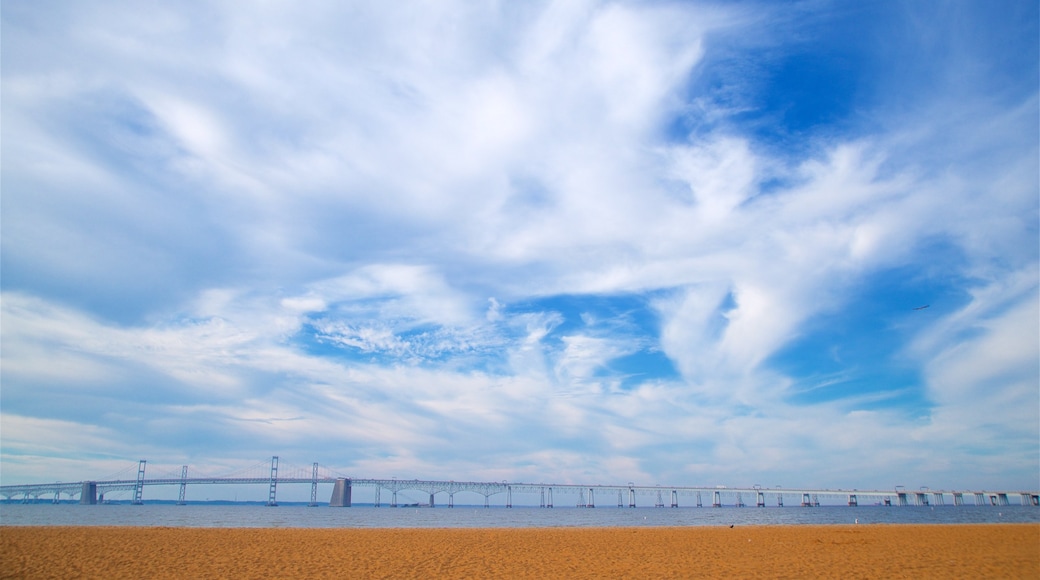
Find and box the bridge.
[3,457,1038,509]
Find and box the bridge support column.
[801,493,812,507]
[712,490,721,508]
[309,463,319,507]
[757,491,765,507]
[671,490,678,508]
[430,493,436,508]
[847,494,857,506]
[178,465,188,506]
[79,481,97,505]
[132,460,146,505]
[329,478,352,507]
[547,487,553,508]
[617,489,623,508]
[266,456,279,507]
[953,493,963,506]
[628,488,635,508]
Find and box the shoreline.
[3,523,1038,578]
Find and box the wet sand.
[2,524,1037,579]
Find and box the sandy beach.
[2,524,1037,579]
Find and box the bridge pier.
[178,465,188,505]
[266,456,279,507]
[847,494,857,507]
[756,491,765,507]
[309,463,319,507]
[329,478,352,507]
[801,493,812,507]
[79,482,97,505]
[712,490,721,508]
[132,460,146,505]
[671,490,678,508]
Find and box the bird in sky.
[913,305,930,311]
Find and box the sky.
[2,0,1038,498]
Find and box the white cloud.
[1,0,1036,491]
[915,273,1040,461]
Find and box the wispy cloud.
[2,0,1036,492]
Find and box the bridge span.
[3,457,1038,509]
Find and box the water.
[2,504,1037,528]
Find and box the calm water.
[2,504,1037,528]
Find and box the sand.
[2,524,1037,579]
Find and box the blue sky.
[2,0,1038,497]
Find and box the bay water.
[2,503,1037,528]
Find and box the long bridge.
[3,457,1038,509]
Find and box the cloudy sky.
[2,0,1037,497]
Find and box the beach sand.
[2,524,1037,579]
